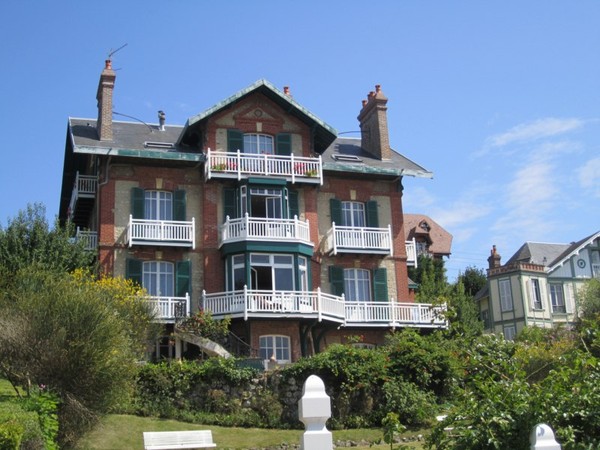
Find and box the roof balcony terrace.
[204,149,323,184]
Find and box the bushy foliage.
[427,332,600,450]
[177,310,231,344]
[0,204,95,281]
[0,268,156,446]
[0,400,44,450]
[385,330,459,398]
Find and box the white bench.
[143,430,216,449]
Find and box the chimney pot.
[375,84,381,93]
[283,86,290,95]
[158,110,166,131]
[361,99,367,107]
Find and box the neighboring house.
[59,60,446,363]
[476,231,600,340]
[403,214,452,260]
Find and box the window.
[329,266,388,302]
[259,335,290,363]
[342,202,365,227]
[223,186,298,221]
[344,268,372,301]
[243,134,274,155]
[145,191,173,220]
[550,284,566,313]
[126,259,190,298]
[229,253,302,291]
[499,279,513,312]
[227,130,291,156]
[503,325,516,341]
[131,188,186,221]
[480,310,491,329]
[143,261,174,297]
[530,279,543,309]
[330,199,379,228]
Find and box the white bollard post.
[298,375,333,450]
[530,423,561,449]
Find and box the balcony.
[405,238,417,267]
[75,228,98,250]
[202,288,446,328]
[220,214,312,247]
[68,172,98,227]
[324,223,393,255]
[148,294,190,323]
[204,149,322,185]
[127,215,195,249]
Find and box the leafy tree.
[456,265,487,297]
[409,255,448,302]
[444,280,483,339]
[0,268,157,446]
[0,203,95,281]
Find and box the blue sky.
[1,1,599,280]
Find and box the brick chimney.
[488,245,502,269]
[357,84,391,160]
[96,59,116,141]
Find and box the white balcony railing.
[405,238,417,267]
[127,215,195,249]
[204,149,323,184]
[147,294,190,322]
[68,172,97,219]
[75,228,98,250]
[220,214,311,246]
[202,288,446,328]
[325,223,393,255]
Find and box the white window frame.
[550,284,566,314]
[142,261,174,297]
[499,278,513,312]
[243,133,274,155]
[344,268,372,302]
[259,335,290,363]
[144,190,173,221]
[341,201,366,227]
[530,278,543,310]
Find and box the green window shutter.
[329,266,345,297]
[373,268,388,302]
[330,198,342,226]
[223,188,237,220]
[227,129,244,152]
[276,133,292,156]
[366,200,379,228]
[173,190,186,221]
[288,190,299,219]
[126,258,143,287]
[131,187,145,219]
[176,260,191,297]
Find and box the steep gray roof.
[505,242,570,267]
[322,137,433,178]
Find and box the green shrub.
[382,380,436,426]
[0,420,24,450]
[0,401,44,450]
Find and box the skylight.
[144,141,175,149]
[332,154,363,163]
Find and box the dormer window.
[227,130,291,156]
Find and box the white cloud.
[577,157,600,198]
[474,118,586,157]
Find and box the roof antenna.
[108,43,128,60]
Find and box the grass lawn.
[75,414,427,450]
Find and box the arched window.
[259,335,290,363]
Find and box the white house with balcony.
[477,230,600,340]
